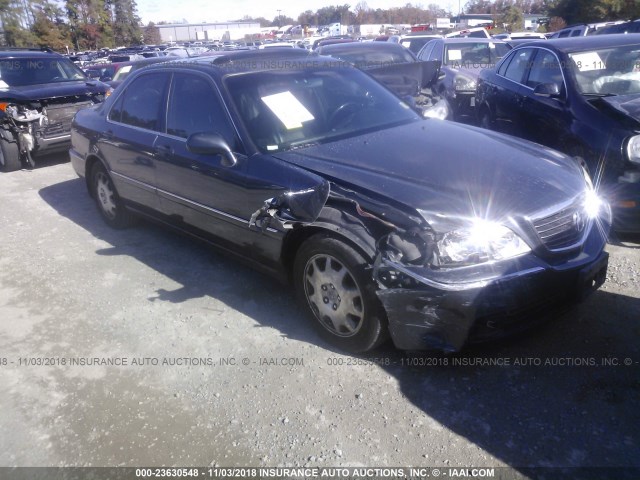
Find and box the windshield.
[225,67,420,153]
[444,42,510,68]
[0,57,86,87]
[569,45,640,95]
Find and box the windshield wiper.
[583,92,617,97]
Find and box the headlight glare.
[584,189,603,218]
[437,219,530,266]
[423,99,450,120]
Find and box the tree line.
[464,0,640,31]
[2,0,640,53]
[0,0,145,51]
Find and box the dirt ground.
[1,155,639,475]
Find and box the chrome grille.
[532,199,586,250]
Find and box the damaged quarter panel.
[70,50,611,353]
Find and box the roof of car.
[141,49,341,76]
[318,41,412,54]
[0,49,62,58]
[512,33,640,52]
[438,37,508,44]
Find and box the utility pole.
[277,9,281,27]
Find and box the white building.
[156,22,262,43]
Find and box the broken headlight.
[0,102,42,122]
[437,219,530,267]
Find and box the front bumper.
[609,181,640,233]
[376,228,609,352]
[450,91,475,121]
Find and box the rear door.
[154,71,250,250]
[102,71,169,209]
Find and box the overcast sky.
[135,0,458,25]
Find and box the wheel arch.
[281,208,378,282]
[84,154,108,197]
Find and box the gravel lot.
[1,155,639,475]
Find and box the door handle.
[154,144,173,157]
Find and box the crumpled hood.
[0,81,108,102]
[275,120,587,227]
[597,94,640,126]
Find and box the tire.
[293,234,388,353]
[90,162,136,228]
[0,136,22,172]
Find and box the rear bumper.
[69,147,86,177]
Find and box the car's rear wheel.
[294,234,387,352]
[90,162,136,228]
[0,135,22,172]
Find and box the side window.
[417,41,435,60]
[108,93,124,123]
[431,42,444,62]
[526,50,564,90]
[166,73,238,148]
[502,48,534,84]
[497,52,514,76]
[117,73,168,131]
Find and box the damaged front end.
[0,94,103,168]
[249,180,331,231]
[0,102,44,168]
[250,177,609,353]
[353,201,607,353]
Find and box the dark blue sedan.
[476,34,640,233]
[70,50,610,353]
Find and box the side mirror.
[186,132,237,167]
[533,82,561,98]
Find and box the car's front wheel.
[0,135,22,172]
[294,234,387,352]
[90,162,136,228]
